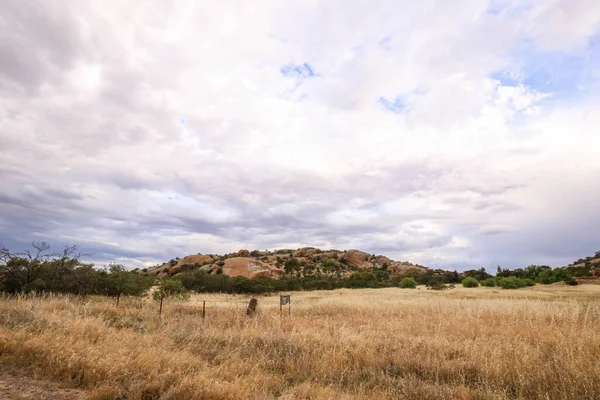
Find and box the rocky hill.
[143,248,428,280]
[566,253,600,269]
[565,252,600,282]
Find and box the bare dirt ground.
[0,370,87,400]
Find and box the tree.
[461,268,490,281]
[523,265,551,280]
[0,242,54,290]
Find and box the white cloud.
[0,0,599,270]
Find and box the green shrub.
[523,278,536,287]
[565,278,578,286]
[480,278,496,287]
[537,268,575,285]
[398,277,417,289]
[153,279,189,300]
[499,276,527,289]
[462,277,479,288]
[284,257,300,273]
[426,281,449,290]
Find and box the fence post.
[246,298,257,316]
[202,300,206,321]
[116,292,120,307]
[159,296,164,316]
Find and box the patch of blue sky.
[485,0,531,17]
[378,96,405,113]
[281,63,318,78]
[378,36,392,51]
[378,87,427,114]
[492,37,600,105]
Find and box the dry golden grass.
[1,285,600,399]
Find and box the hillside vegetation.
[2,243,599,296]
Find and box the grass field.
[1,285,600,399]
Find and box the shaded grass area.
[1,287,600,399]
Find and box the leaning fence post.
[202,300,206,321]
[246,298,257,316]
[159,296,164,316]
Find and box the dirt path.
[0,370,87,400]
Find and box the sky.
[1,0,599,271]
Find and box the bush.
[523,278,536,287]
[153,279,189,300]
[499,277,527,290]
[426,281,450,290]
[480,278,496,287]
[537,268,576,285]
[284,257,300,273]
[462,277,479,288]
[398,277,417,289]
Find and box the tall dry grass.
[1,286,600,399]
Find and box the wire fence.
[1,291,293,319]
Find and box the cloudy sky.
[1,0,599,271]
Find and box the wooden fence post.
[246,298,257,316]
[116,292,120,307]
[202,300,206,321]
[159,296,164,316]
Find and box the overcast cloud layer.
[1,0,599,270]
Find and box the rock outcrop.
[341,250,372,268]
[237,249,250,257]
[222,257,283,279]
[146,247,428,280]
[293,247,319,258]
[178,254,213,266]
[387,262,427,274]
[376,256,392,267]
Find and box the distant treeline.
[1,243,599,296]
[0,242,153,296]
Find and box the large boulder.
[341,250,372,268]
[178,254,213,267]
[388,262,427,274]
[376,256,392,267]
[293,247,319,258]
[199,264,215,273]
[222,257,282,279]
[169,265,183,275]
[237,249,250,257]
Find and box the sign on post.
[280,295,291,316]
